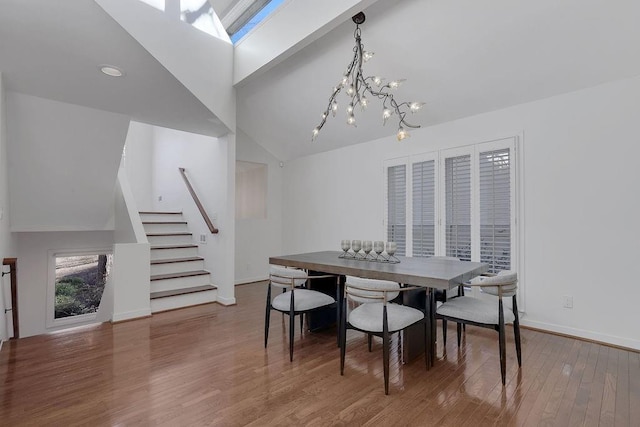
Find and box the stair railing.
[178,167,219,234]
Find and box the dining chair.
[265,265,338,362]
[435,270,521,385]
[431,256,463,346]
[340,276,427,395]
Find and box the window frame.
[384,135,522,308]
[47,248,113,329]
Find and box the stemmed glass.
[352,240,362,258]
[340,240,351,258]
[363,241,373,260]
[374,241,384,261]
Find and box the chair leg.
[498,299,506,385]
[289,292,295,362]
[382,306,390,395]
[300,313,304,335]
[264,285,272,348]
[424,320,429,369]
[368,334,373,352]
[513,295,522,367]
[442,319,447,346]
[457,323,462,347]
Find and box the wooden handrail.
[178,167,219,234]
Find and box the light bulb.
[346,85,356,97]
[322,112,327,119]
[389,79,406,89]
[360,96,368,110]
[312,127,320,141]
[347,115,356,126]
[397,127,410,141]
[346,103,354,114]
[363,51,375,62]
[372,76,384,87]
[410,102,425,113]
[341,74,349,86]
[332,86,339,94]
[331,100,338,117]
[382,108,392,125]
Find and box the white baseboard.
[112,308,152,323]
[235,276,268,285]
[216,295,237,306]
[521,318,640,351]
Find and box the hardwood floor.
[1,282,638,426]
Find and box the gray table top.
[269,251,488,290]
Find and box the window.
[48,251,112,328]
[384,161,407,256]
[385,137,517,275]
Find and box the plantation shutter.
[387,164,407,256]
[479,148,511,272]
[444,155,471,261]
[412,160,435,257]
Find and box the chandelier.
[312,12,423,142]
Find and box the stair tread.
[139,211,182,215]
[142,221,188,224]
[151,244,198,250]
[146,232,193,236]
[151,257,204,265]
[150,284,217,300]
[151,270,210,281]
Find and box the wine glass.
[374,241,384,255]
[340,240,351,258]
[363,241,372,258]
[351,240,362,253]
[386,242,397,256]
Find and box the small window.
[49,253,112,327]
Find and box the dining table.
[269,250,488,366]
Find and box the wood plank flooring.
[1,282,638,426]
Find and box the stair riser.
[150,247,198,260]
[147,234,193,246]
[151,260,205,276]
[143,223,189,234]
[140,213,184,222]
[151,290,217,313]
[150,274,212,293]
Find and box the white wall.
[6,92,130,231]
[281,76,640,350]
[150,126,236,304]
[124,121,154,212]
[0,73,17,341]
[16,231,114,337]
[235,130,283,284]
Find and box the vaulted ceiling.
[2,0,640,162]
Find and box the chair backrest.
[479,270,518,297]
[345,276,400,303]
[269,265,307,287]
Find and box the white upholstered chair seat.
[436,296,515,324]
[272,289,335,312]
[349,302,424,333]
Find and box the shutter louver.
[445,155,471,261]
[387,165,406,256]
[412,160,435,257]
[479,148,511,273]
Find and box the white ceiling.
[0,0,229,137]
[236,0,640,161]
[1,0,639,161]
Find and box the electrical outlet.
[158,195,163,202]
[199,234,207,244]
[563,295,573,309]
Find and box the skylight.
[229,0,285,44]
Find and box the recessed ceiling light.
[99,65,125,77]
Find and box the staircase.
[140,211,217,312]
